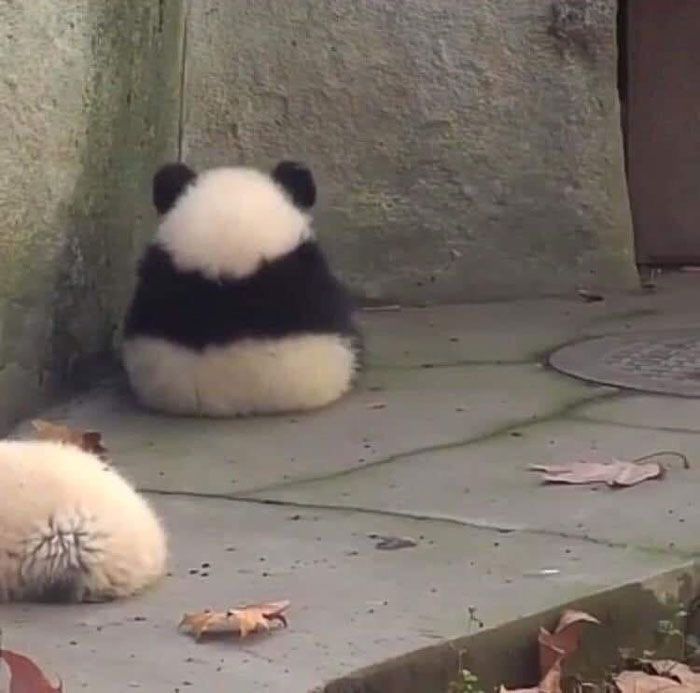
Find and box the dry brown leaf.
[538,610,600,675]
[538,629,565,677]
[179,600,290,641]
[529,458,663,488]
[646,661,700,687]
[554,609,601,631]
[576,289,604,303]
[500,610,599,693]
[499,656,563,693]
[614,670,694,692]
[362,304,401,313]
[371,534,417,551]
[537,660,563,693]
[32,420,109,460]
[1,649,62,692]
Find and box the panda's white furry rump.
[123,333,357,416]
[0,440,167,602]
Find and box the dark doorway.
[621,0,700,267]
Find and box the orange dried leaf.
[537,660,563,693]
[178,611,217,639]
[614,670,693,692]
[530,458,663,488]
[179,601,290,641]
[32,420,108,460]
[554,609,601,632]
[538,629,565,678]
[1,649,62,693]
[576,289,604,303]
[539,610,599,682]
[499,656,563,693]
[646,661,700,687]
[499,610,598,693]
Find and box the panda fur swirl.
[123,161,362,417]
[0,440,166,602]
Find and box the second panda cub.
[123,161,362,417]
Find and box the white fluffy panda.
[122,160,362,417]
[0,440,167,602]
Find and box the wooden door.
[625,0,700,265]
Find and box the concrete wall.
[0,0,638,428]
[182,0,638,304]
[0,1,184,430]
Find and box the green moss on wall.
[0,0,185,430]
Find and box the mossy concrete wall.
[0,0,638,428]
[0,1,184,430]
[182,0,638,304]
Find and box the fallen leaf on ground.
[1,649,62,692]
[499,655,563,693]
[614,670,695,692]
[32,419,109,460]
[362,304,401,312]
[368,534,417,551]
[646,660,700,687]
[179,601,290,640]
[529,457,664,487]
[499,609,599,693]
[539,610,601,674]
[614,657,700,691]
[576,289,604,302]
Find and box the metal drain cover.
[549,329,700,397]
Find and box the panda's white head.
[152,161,317,280]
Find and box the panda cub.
[0,440,166,602]
[123,161,362,417]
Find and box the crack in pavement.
[367,358,539,370]
[139,487,698,559]
[230,388,621,497]
[364,313,666,374]
[585,308,659,325]
[566,415,700,437]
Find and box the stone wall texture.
[182,0,638,304]
[0,0,638,429]
[0,0,184,430]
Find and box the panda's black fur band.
[125,241,361,352]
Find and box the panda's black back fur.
[124,240,360,352]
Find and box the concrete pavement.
[2,273,699,691]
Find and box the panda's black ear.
[153,163,197,215]
[271,161,316,209]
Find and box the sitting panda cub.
[123,161,362,417]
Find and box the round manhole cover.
[549,329,700,397]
